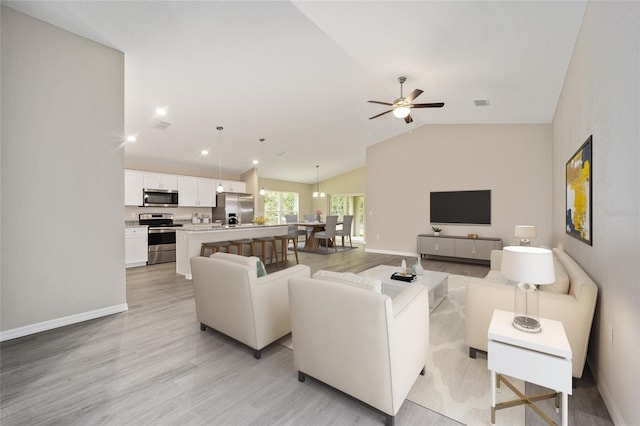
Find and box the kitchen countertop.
[125,223,148,228]
[176,223,285,232]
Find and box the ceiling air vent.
[473,99,490,107]
[153,120,171,130]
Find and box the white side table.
[488,310,572,426]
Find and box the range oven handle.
[148,228,176,234]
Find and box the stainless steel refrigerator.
[212,193,254,225]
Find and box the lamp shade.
[500,246,555,285]
[514,225,537,239]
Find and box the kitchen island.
[175,224,288,279]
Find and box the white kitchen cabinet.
[124,169,144,206]
[220,180,246,193]
[143,172,178,190]
[125,226,148,267]
[178,176,217,207]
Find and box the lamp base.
[519,238,531,246]
[513,315,541,333]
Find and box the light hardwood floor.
[1,244,612,425]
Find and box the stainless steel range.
[139,213,182,265]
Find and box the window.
[263,191,299,224]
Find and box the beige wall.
[366,124,553,255]
[1,7,126,337]
[551,2,639,424]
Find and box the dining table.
[288,221,342,251]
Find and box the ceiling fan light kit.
[368,76,444,123]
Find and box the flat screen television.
[430,190,491,225]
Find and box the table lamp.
[500,246,555,333]
[514,225,536,246]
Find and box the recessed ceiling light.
[252,159,259,165]
[473,99,490,106]
[126,135,137,142]
[201,150,209,156]
[156,108,167,116]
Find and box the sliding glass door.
[329,193,365,240]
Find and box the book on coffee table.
[390,272,417,283]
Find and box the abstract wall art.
[566,135,593,245]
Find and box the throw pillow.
[256,260,267,277]
[540,256,570,294]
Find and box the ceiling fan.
[368,76,444,123]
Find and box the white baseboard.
[587,357,626,425]
[365,247,419,258]
[0,303,128,342]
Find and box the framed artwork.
[566,135,593,245]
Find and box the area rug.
[294,245,357,255]
[277,274,525,425]
[406,274,525,426]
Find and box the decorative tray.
[390,272,417,283]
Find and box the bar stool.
[252,237,280,270]
[200,241,230,257]
[274,234,299,265]
[228,239,255,257]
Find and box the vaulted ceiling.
[5,1,587,183]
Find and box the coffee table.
[359,265,449,313]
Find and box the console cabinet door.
[418,236,437,255]
[454,239,474,259]
[434,238,455,256]
[474,240,497,260]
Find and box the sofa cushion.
[540,255,570,294]
[312,270,382,293]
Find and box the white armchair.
[191,252,310,359]
[288,273,430,426]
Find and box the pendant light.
[216,126,224,193]
[258,138,266,196]
[313,165,325,198]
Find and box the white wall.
[366,124,552,255]
[551,2,639,424]
[1,7,126,339]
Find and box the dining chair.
[314,215,338,253]
[303,214,315,222]
[335,215,353,248]
[285,214,307,244]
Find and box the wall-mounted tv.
[430,190,491,225]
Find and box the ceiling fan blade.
[404,89,423,103]
[369,110,393,120]
[411,102,445,108]
[368,100,394,106]
[404,114,413,124]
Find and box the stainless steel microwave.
[142,188,179,207]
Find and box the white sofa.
[289,271,430,426]
[190,252,310,358]
[465,247,598,378]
